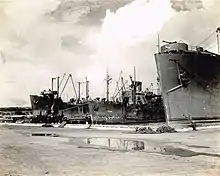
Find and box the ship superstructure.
[30,74,90,123]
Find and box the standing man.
[85,113,92,129]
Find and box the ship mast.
[216,27,220,54]
[133,66,136,105]
[78,82,82,101]
[77,77,90,102]
[121,77,125,99]
[157,33,160,53]
[52,78,54,91]
[105,70,112,102]
[57,77,60,97]
[51,76,60,97]
[85,77,89,100]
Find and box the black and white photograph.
[0,0,220,175]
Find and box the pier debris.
[135,127,156,134]
[135,125,177,134]
[156,125,177,133]
[58,121,67,128]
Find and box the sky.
[0,0,220,106]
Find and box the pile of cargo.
[155,125,177,133]
[135,125,177,134]
[135,127,156,134]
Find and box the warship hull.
[155,42,220,126]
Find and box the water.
[82,138,220,158]
[31,133,59,137]
[83,138,165,152]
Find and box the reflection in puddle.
[83,138,163,152]
[83,138,220,158]
[31,133,59,137]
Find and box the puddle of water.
[166,142,210,149]
[186,144,210,149]
[82,138,220,158]
[162,146,220,158]
[83,138,165,152]
[31,133,59,137]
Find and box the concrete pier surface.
[0,124,220,176]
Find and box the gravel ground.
[0,124,220,176]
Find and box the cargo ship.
[30,74,90,123]
[29,71,165,124]
[155,28,220,127]
[88,70,165,123]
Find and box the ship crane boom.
[114,81,128,98]
[59,74,78,100]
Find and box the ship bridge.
[160,41,206,54]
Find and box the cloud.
[0,0,133,106]
[161,0,220,51]
[0,0,220,106]
[170,0,203,11]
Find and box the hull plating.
[30,95,123,119]
[155,51,220,122]
[30,95,89,118]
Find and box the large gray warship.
[155,28,220,126]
